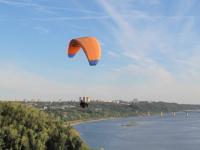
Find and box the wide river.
[75,112,200,150]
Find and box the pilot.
[80,100,88,108]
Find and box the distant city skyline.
[0,0,200,104]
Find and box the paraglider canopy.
[67,37,101,66]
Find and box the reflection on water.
[75,112,200,150]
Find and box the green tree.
[0,102,90,150]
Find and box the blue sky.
[0,0,200,103]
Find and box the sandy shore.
[69,117,116,126]
[68,113,160,126]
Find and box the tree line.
[34,101,200,122]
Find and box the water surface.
[75,112,200,150]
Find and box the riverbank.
[68,112,159,126]
[69,117,117,126]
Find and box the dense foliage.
[0,102,89,150]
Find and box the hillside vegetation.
[0,102,89,150]
[31,101,200,122]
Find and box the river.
[75,112,200,150]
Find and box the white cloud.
[0,63,199,103]
[0,0,103,15]
[107,51,120,58]
[98,0,200,77]
[97,0,200,103]
[0,64,82,100]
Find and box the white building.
[79,97,91,103]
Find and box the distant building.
[119,100,130,105]
[112,100,120,104]
[79,97,91,103]
[43,106,48,110]
[132,98,139,104]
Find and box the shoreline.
[68,112,163,126]
[69,117,120,126]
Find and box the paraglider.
[79,97,90,108]
[67,36,102,108]
[67,36,101,66]
[80,100,88,108]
